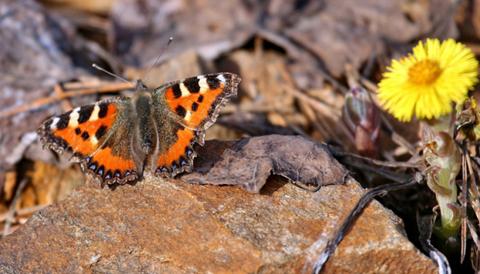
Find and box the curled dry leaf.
[181,135,347,193]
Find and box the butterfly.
[38,73,241,186]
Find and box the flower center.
[408,59,442,85]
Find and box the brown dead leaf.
[111,0,254,66]
[182,135,347,193]
[229,49,294,107]
[23,161,83,207]
[0,0,84,181]
[2,172,16,202]
[285,0,455,77]
[219,112,297,137]
[124,50,203,88]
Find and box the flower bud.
[342,87,381,157]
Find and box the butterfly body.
[38,73,240,186]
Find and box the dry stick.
[417,214,452,274]
[466,155,480,227]
[259,58,333,139]
[54,83,73,111]
[0,204,47,222]
[468,219,480,255]
[328,145,421,169]
[310,176,420,273]
[460,151,468,263]
[324,125,417,183]
[299,101,333,139]
[2,179,28,237]
[221,103,280,114]
[285,87,351,141]
[331,153,411,183]
[359,76,379,95]
[0,82,135,119]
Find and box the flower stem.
[423,127,461,239]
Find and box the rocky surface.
[0,180,437,273]
[0,137,437,273]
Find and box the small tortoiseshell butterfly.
[38,73,241,186]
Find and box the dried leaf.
[182,135,347,193]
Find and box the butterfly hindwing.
[38,98,143,185]
[150,72,240,177]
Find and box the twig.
[2,179,28,237]
[0,81,134,119]
[307,175,421,273]
[417,214,452,274]
[460,151,468,263]
[328,145,421,169]
[359,76,379,96]
[54,84,73,111]
[467,155,480,222]
[468,219,480,256]
[0,204,48,222]
[285,87,351,140]
[336,156,411,183]
[278,66,342,139]
[221,103,281,114]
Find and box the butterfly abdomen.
[134,93,155,154]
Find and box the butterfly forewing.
[149,72,240,177]
[38,98,143,185]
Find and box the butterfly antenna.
[142,37,174,83]
[92,64,130,83]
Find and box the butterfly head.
[135,79,148,91]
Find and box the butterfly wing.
[38,98,144,185]
[149,72,240,177]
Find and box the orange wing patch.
[154,73,239,177]
[86,147,137,183]
[44,102,117,157]
[163,74,237,130]
[165,87,223,127]
[155,127,195,176]
[38,100,141,185]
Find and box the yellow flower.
[378,38,478,122]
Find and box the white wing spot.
[91,136,99,145]
[68,107,80,128]
[90,104,100,121]
[180,83,191,97]
[198,76,209,93]
[217,74,226,83]
[50,117,60,129]
[184,111,192,122]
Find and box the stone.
[0,180,437,273]
[0,137,437,273]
